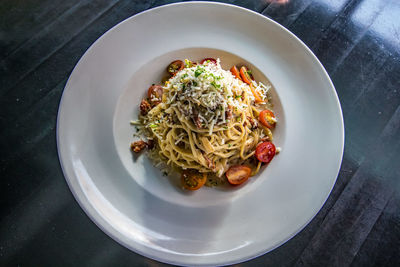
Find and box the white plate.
[57,2,344,266]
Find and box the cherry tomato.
[200,58,217,65]
[147,85,163,105]
[249,83,264,103]
[239,66,254,85]
[181,169,207,190]
[255,142,276,163]
[225,165,252,185]
[230,65,242,81]
[259,109,276,129]
[167,60,184,76]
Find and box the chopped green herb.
[184,59,192,68]
[228,144,232,147]
[224,126,228,130]
[195,67,205,77]
[211,81,221,89]
[149,124,158,128]
[236,117,241,122]
[205,73,221,81]
[235,95,242,99]
[193,81,198,86]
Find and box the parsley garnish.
[184,59,192,68]
[195,67,205,77]
[149,124,158,128]
[235,95,242,99]
[211,81,221,89]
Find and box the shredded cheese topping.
[163,59,269,134]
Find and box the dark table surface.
[1,0,399,266]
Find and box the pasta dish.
[130,58,279,190]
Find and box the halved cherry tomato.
[255,142,276,163]
[259,109,276,129]
[230,65,242,81]
[240,66,263,103]
[181,169,207,190]
[226,165,252,185]
[239,66,254,85]
[200,58,217,65]
[167,60,184,76]
[147,85,163,106]
[249,83,264,103]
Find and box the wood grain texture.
[0,0,399,266]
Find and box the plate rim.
[56,1,345,265]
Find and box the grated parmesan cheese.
[162,58,272,131]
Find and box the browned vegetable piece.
[140,99,151,115]
[225,105,233,120]
[147,85,163,106]
[130,140,147,153]
[191,108,202,129]
[203,154,215,170]
[247,116,258,129]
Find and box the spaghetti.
[131,58,278,189]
